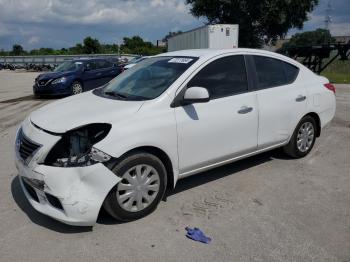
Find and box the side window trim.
[244,55,259,91]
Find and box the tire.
[71,81,83,95]
[103,152,167,221]
[283,115,317,158]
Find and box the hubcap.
[72,83,82,94]
[297,122,314,152]
[116,164,160,212]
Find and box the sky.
[0,0,349,50]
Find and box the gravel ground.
[0,70,349,262]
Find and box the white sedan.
[15,49,336,226]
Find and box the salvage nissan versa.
[15,49,336,226]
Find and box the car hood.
[30,91,144,133]
[36,71,75,81]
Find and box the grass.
[321,59,350,84]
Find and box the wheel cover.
[72,83,82,94]
[297,122,314,152]
[116,164,160,212]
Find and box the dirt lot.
[0,70,349,262]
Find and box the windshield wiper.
[104,90,149,101]
[104,91,128,99]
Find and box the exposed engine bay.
[44,123,112,167]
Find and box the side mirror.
[183,86,210,105]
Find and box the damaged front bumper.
[14,118,121,226]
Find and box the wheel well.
[120,146,174,189]
[73,79,83,86]
[305,112,321,137]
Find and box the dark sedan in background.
[33,58,121,96]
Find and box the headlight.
[51,77,67,85]
[45,123,112,167]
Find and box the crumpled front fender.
[29,163,121,226]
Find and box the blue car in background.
[33,58,121,96]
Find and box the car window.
[253,56,299,89]
[96,59,113,69]
[86,61,97,71]
[187,55,248,99]
[283,62,299,83]
[53,61,83,72]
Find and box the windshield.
[100,56,197,100]
[54,61,83,72]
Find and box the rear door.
[175,55,259,175]
[247,55,306,148]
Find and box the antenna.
[325,0,333,31]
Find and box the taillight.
[324,83,336,94]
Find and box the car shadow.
[11,148,291,231]
[11,176,92,233]
[0,95,62,103]
[166,148,290,197]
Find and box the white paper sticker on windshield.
[168,58,193,64]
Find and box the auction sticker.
[168,58,193,64]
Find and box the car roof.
[156,48,300,67]
[72,58,106,62]
[159,48,285,57]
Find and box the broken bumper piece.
[15,157,121,226]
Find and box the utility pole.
[324,0,333,43]
[325,0,332,31]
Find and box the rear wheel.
[71,81,83,95]
[103,152,167,221]
[284,115,317,158]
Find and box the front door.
[82,61,100,90]
[175,55,259,175]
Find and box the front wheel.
[71,81,83,95]
[103,152,167,221]
[283,115,317,158]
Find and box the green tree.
[11,44,24,55]
[285,28,334,48]
[121,36,164,55]
[186,0,319,48]
[163,31,183,42]
[278,28,335,55]
[100,43,119,54]
[83,36,101,54]
[0,49,9,56]
[69,43,84,54]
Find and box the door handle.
[296,95,306,102]
[238,106,253,114]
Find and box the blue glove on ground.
[185,227,212,244]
